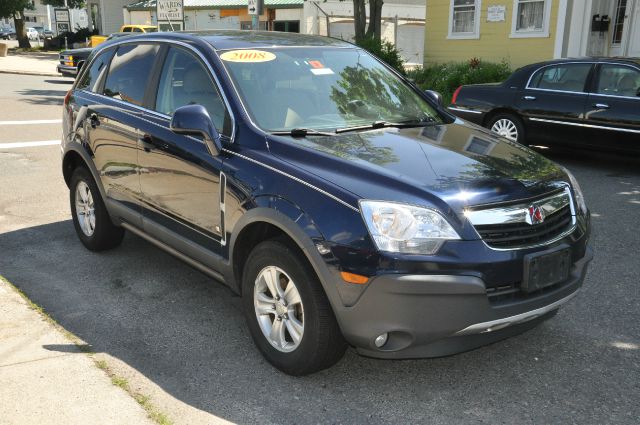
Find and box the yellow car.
[90,25,158,47]
[119,25,158,33]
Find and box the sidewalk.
[0,278,155,425]
[0,49,61,77]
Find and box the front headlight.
[561,167,587,215]
[359,200,460,255]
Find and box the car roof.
[112,30,354,51]
[520,57,640,70]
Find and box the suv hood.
[60,47,93,56]
[268,121,568,212]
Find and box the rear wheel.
[242,240,347,375]
[70,167,124,251]
[488,113,526,144]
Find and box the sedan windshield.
[219,47,443,132]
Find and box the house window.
[448,0,481,39]
[511,0,551,38]
[612,0,628,45]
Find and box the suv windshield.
[220,47,443,132]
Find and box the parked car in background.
[448,58,640,153]
[26,27,40,40]
[119,24,157,33]
[0,28,16,40]
[62,31,592,375]
[57,33,132,78]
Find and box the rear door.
[516,62,594,147]
[88,42,162,225]
[137,45,233,258]
[584,63,640,153]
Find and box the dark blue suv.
[61,31,592,375]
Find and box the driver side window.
[155,47,231,137]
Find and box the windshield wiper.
[270,128,335,137]
[335,118,438,134]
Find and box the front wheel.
[70,167,124,251]
[488,113,526,145]
[242,240,347,375]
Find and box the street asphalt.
[0,73,639,424]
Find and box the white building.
[564,0,640,58]
[303,0,426,66]
[7,0,89,34]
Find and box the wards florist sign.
[157,0,184,21]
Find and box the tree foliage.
[0,0,34,48]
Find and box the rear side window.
[528,63,592,93]
[76,48,115,92]
[154,47,231,136]
[103,44,160,106]
[596,64,640,97]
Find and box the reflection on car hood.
[268,120,568,210]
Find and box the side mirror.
[424,90,443,106]
[170,104,221,156]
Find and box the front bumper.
[337,247,593,359]
[57,64,77,76]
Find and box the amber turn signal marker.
[340,271,369,284]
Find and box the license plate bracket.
[522,246,571,293]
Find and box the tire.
[242,240,347,375]
[69,166,124,251]
[487,113,526,145]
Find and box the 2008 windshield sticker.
[220,50,276,63]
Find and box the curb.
[0,69,64,77]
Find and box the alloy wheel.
[254,265,305,353]
[491,118,519,141]
[75,181,96,237]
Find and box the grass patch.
[0,275,173,425]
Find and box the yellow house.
[424,0,640,68]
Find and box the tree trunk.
[353,0,367,42]
[365,0,384,42]
[14,13,31,49]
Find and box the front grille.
[475,205,573,248]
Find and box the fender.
[62,143,107,203]
[226,201,348,318]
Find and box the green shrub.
[407,59,512,104]
[356,37,406,75]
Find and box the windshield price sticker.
[220,50,276,63]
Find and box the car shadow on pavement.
[16,88,67,105]
[44,79,74,85]
[0,219,636,424]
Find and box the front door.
[138,45,233,256]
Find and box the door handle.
[138,134,155,152]
[593,103,610,109]
[89,113,100,128]
[523,96,536,101]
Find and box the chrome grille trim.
[465,187,577,250]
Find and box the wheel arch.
[482,107,522,127]
[227,204,331,299]
[62,147,107,201]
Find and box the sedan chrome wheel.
[491,118,519,141]
[254,266,304,353]
[75,181,96,237]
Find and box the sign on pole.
[157,0,184,31]
[247,0,258,15]
[54,8,71,34]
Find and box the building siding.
[424,1,559,68]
